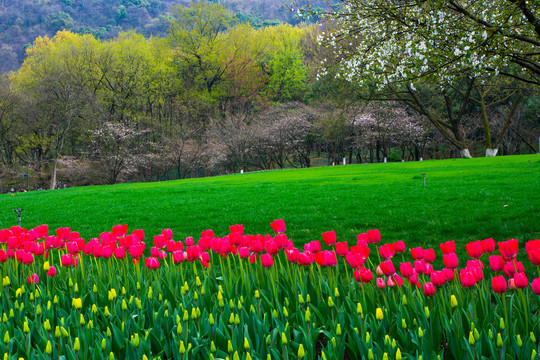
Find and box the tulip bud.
[336,324,342,336]
[254,290,260,299]
[469,331,475,345]
[3,331,9,344]
[159,294,162,302]
[396,348,402,360]
[74,283,79,293]
[418,327,423,338]
[532,350,538,360]
[122,299,127,311]
[334,287,340,298]
[489,329,493,340]
[500,317,505,330]
[36,304,42,316]
[368,349,374,360]
[382,353,388,360]
[228,340,233,353]
[331,337,337,348]
[191,308,197,320]
[211,341,216,353]
[104,306,110,317]
[451,295,458,308]
[298,344,305,358]
[142,356,148,360]
[177,323,183,335]
[45,340,52,355]
[497,333,503,347]
[73,298,82,310]
[88,320,94,329]
[530,332,537,343]
[299,294,304,304]
[272,309,278,319]
[244,337,250,350]
[305,307,311,322]
[517,335,522,347]
[73,337,80,351]
[266,335,271,346]
[106,327,111,337]
[23,321,30,334]
[474,328,480,342]
[132,333,140,347]
[424,307,430,319]
[281,332,288,345]
[102,338,107,350]
[80,314,85,325]
[366,332,370,343]
[376,308,383,321]
[44,319,51,331]
[93,284,98,293]
[109,352,114,360]
[402,319,407,329]
[233,352,240,360]
[209,313,215,326]
[328,297,335,308]
[148,287,153,299]
[183,310,189,322]
[54,327,61,338]
[234,313,240,325]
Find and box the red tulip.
[346,252,365,268]
[498,239,519,260]
[425,263,434,276]
[185,237,195,246]
[460,270,476,288]
[305,241,321,253]
[423,248,436,263]
[145,257,159,269]
[532,278,540,295]
[410,247,424,260]
[285,248,299,263]
[376,277,386,289]
[414,260,426,274]
[443,267,455,281]
[367,229,381,243]
[423,282,436,296]
[466,241,483,259]
[270,219,286,234]
[443,253,459,269]
[128,243,145,259]
[440,240,455,254]
[355,268,373,283]
[229,224,244,234]
[388,274,403,287]
[114,247,126,259]
[186,245,202,261]
[503,260,524,277]
[489,255,505,272]
[379,243,395,260]
[335,242,348,256]
[264,240,279,255]
[249,253,257,264]
[379,260,396,276]
[56,227,71,241]
[61,254,74,267]
[172,251,185,264]
[102,245,113,259]
[201,229,214,239]
[153,234,167,249]
[27,273,39,284]
[514,272,528,289]
[324,251,337,267]
[0,250,7,263]
[238,247,250,259]
[297,252,313,266]
[393,240,406,253]
[356,233,369,244]
[261,254,273,268]
[492,275,507,293]
[161,228,173,240]
[409,272,419,285]
[470,266,483,282]
[528,248,540,266]
[430,271,446,287]
[400,262,413,278]
[47,266,57,277]
[482,238,495,253]
[322,231,337,246]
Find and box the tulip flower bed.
[1,221,540,360]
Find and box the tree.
[167,2,234,95]
[11,31,100,188]
[314,0,540,156]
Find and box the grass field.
[1,155,539,254]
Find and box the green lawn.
[1,155,539,254]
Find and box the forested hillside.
[0,0,308,73]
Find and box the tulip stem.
[501,293,508,337]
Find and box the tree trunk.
[50,157,58,190]
[485,148,498,157]
[460,149,472,158]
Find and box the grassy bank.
[1,155,539,252]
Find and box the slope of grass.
[1,155,539,253]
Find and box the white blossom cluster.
[316,0,539,88]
